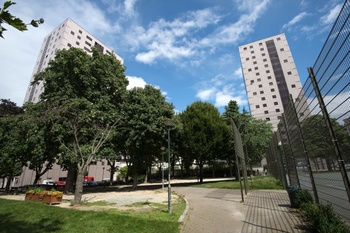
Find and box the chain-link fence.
[266,0,350,223]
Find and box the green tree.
[121,85,174,189]
[0,1,43,38]
[34,47,128,205]
[179,101,225,183]
[0,99,25,192]
[301,114,350,170]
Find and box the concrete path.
[173,187,305,233]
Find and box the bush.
[301,203,349,233]
[294,189,313,208]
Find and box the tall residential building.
[23,18,123,104]
[239,33,303,131]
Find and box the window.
[256,105,260,108]
[243,47,247,50]
[70,31,75,35]
[252,56,256,59]
[256,72,260,76]
[276,109,280,112]
[263,104,267,107]
[84,47,91,52]
[299,112,304,117]
[266,70,270,73]
[79,30,82,34]
[264,64,268,67]
[253,61,257,64]
[77,35,81,40]
[85,41,91,46]
[277,37,281,41]
[274,102,278,105]
[248,68,252,72]
[250,45,253,48]
[262,53,266,56]
[101,161,105,166]
[257,78,261,82]
[76,41,80,45]
[264,110,269,114]
[287,71,292,75]
[269,82,273,86]
[266,118,270,121]
[263,58,267,62]
[267,76,272,79]
[253,92,257,96]
[251,51,254,54]
[258,84,263,88]
[259,42,263,46]
[67,43,72,47]
[278,116,282,120]
[272,95,276,99]
[280,48,284,51]
[261,97,265,100]
[246,57,249,61]
[250,80,254,84]
[86,35,92,41]
[284,59,288,63]
[271,88,275,92]
[254,67,258,70]
[260,48,264,51]
[260,91,264,94]
[291,84,296,88]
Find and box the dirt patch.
[0,189,178,212]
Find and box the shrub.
[294,189,313,208]
[301,203,349,233]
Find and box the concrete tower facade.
[239,33,303,131]
[23,18,123,104]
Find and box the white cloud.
[234,68,243,78]
[196,88,216,100]
[320,4,342,25]
[282,12,309,31]
[126,76,147,90]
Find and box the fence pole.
[308,67,350,202]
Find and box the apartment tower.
[23,18,123,104]
[239,33,303,131]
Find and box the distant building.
[239,33,305,131]
[17,19,124,186]
[344,117,350,135]
[23,18,123,104]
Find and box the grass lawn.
[191,175,284,190]
[0,195,185,233]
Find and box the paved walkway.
[173,187,305,233]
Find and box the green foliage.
[301,203,349,233]
[0,1,44,38]
[118,166,128,179]
[294,189,313,209]
[179,101,228,182]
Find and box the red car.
[55,181,66,187]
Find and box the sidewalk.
[173,187,305,233]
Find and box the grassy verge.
[0,195,185,233]
[191,175,283,190]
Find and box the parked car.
[42,179,55,185]
[55,181,66,187]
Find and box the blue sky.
[0,0,344,113]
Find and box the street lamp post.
[164,119,174,214]
[161,147,165,192]
[102,167,105,181]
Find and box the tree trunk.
[33,172,41,185]
[73,170,84,205]
[199,161,203,183]
[5,176,12,193]
[132,173,138,190]
[64,162,77,194]
[144,168,148,184]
